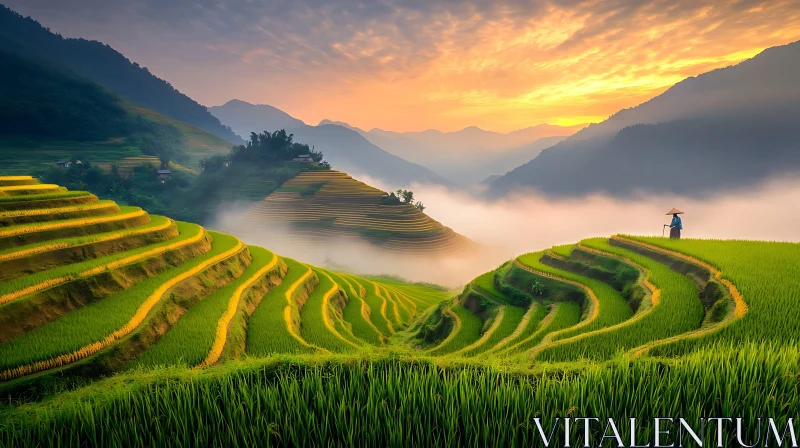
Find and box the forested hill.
[0,49,141,141]
[0,5,243,145]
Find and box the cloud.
[209,172,800,287]
[4,0,800,131]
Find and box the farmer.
[666,208,684,239]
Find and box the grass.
[0,200,120,227]
[298,269,360,353]
[528,237,705,362]
[4,343,797,446]
[0,232,242,378]
[0,191,96,211]
[516,251,633,344]
[0,221,205,305]
[246,258,319,356]
[486,302,548,354]
[625,236,800,355]
[0,215,174,263]
[135,246,278,368]
[349,276,394,337]
[426,305,483,356]
[457,305,526,357]
[500,302,583,356]
[328,271,383,345]
[472,271,505,301]
[0,207,149,251]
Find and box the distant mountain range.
[318,120,585,184]
[210,100,585,186]
[0,5,242,145]
[490,40,800,197]
[208,100,450,187]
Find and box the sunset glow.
[7,0,800,132]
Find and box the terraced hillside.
[0,175,449,384]
[236,170,473,254]
[0,104,229,176]
[1,175,798,446]
[416,235,794,364]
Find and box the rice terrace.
[0,174,797,446]
[2,1,800,446]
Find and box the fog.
[211,175,800,287]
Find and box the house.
[292,154,314,163]
[56,160,70,168]
[157,169,172,180]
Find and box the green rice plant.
[457,305,526,357]
[134,247,283,367]
[298,269,360,353]
[246,258,318,356]
[348,277,394,336]
[0,221,205,305]
[426,305,483,356]
[379,282,449,309]
[377,283,412,324]
[516,251,633,343]
[0,184,62,196]
[0,206,150,250]
[382,285,419,318]
[0,190,92,204]
[500,301,582,356]
[0,232,241,374]
[0,215,174,264]
[531,237,705,362]
[485,301,548,355]
[7,342,796,447]
[328,272,383,345]
[550,244,575,258]
[472,271,506,301]
[0,176,38,187]
[373,283,404,328]
[625,236,800,354]
[0,200,119,227]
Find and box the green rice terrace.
[233,170,474,254]
[0,175,798,446]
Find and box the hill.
[0,175,797,445]
[0,5,242,144]
[218,170,473,254]
[209,100,450,186]
[0,46,233,176]
[490,39,800,197]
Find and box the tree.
[401,190,414,204]
[415,201,425,211]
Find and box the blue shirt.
[670,215,683,230]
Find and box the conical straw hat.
[666,207,684,215]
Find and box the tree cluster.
[381,189,425,211]
[201,130,329,172]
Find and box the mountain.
[312,121,583,185]
[0,5,242,144]
[209,101,450,187]
[0,47,231,175]
[208,100,306,137]
[490,40,800,197]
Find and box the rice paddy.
[220,170,473,254]
[1,175,798,445]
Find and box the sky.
[5,0,800,132]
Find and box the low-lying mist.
[211,174,800,288]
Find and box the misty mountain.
[490,39,800,198]
[0,5,242,144]
[317,120,582,184]
[209,100,306,137]
[209,101,449,186]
